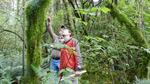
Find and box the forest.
[0,0,150,84]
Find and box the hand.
[75,71,81,77]
[47,16,51,23]
[75,70,86,77]
[77,65,83,71]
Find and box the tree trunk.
[22,0,25,76]
[109,4,149,48]
[23,0,51,83]
[136,0,144,29]
[108,4,149,79]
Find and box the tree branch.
[95,0,103,6]
[109,5,149,48]
[0,29,24,42]
[68,0,75,9]
[0,28,27,48]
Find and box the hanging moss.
[23,0,51,84]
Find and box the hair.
[60,25,70,32]
[61,25,65,28]
[59,25,72,36]
[61,25,69,29]
[63,28,71,33]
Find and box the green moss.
[108,4,150,79]
[23,0,51,84]
[110,5,149,48]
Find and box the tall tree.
[24,0,51,83]
[108,3,149,79]
[108,4,149,48]
[22,0,26,76]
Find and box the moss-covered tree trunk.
[109,5,149,48]
[108,4,149,79]
[24,0,51,84]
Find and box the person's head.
[58,25,66,36]
[62,28,72,42]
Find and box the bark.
[22,0,25,76]
[23,0,51,83]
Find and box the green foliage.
[43,43,66,49]
[80,36,112,83]
[30,64,53,84]
[31,64,80,84]
[99,7,111,13]
[71,1,150,83]
[80,35,149,83]
[135,80,150,84]
[51,9,64,33]
[0,79,11,84]
[59,68,74,76]
[109,4,149,48]
[78,6,110,15]
[0,0,150,84]
[0,49,22,83]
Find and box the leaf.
[99,7,111,13]
[108,58,114,64]
[143,48,150,54]
[126,45,139,49]
[59,68,72,76]
[42,43,66,49]
[89,13,96,16]
[82,21,88,26]
[111,56,118,59]
[79,9,88,14]
[90,7,98,12]
[144,12,150,22]
[31,64,41,77]
[118,0,126,9]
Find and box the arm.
[46,17,57,41]
[75,40,83,70]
